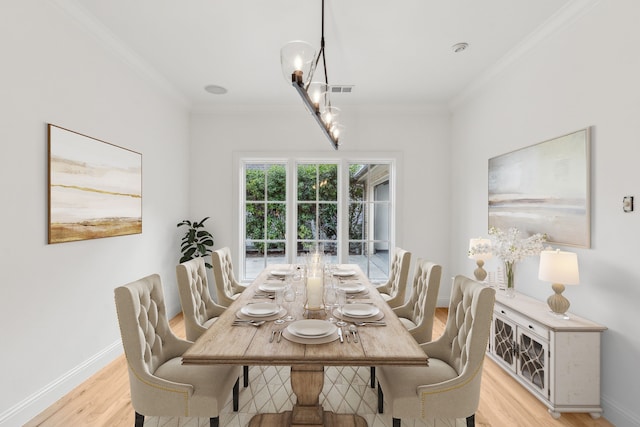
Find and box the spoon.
[349,325,359,343]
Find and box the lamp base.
[547,283,570,319]
[473,260,487,282]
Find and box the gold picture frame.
[48,124,142,243]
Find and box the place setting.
[234,301,287,326]
[280,319,339,344]
[333,302,385,325]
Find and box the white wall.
[189,105,452,301]
[0,1,190,425]
[450,1,640,425]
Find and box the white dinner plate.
[337,282,366,294]
[259,282,287,292]
[340,304,380,318]
[240,302,279,317]
[333,269,356,277]
[287,319,337,338]
[270,269,291,277]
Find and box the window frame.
[235,151,400,283]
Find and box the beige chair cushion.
[377,359,458,418]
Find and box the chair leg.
[370,366,376,388]
[377,383,384,414]
[233,378,240,411]
[209,416,219,427]
[466,414,475,427]
[243,365,249,387]
[134,412,144,427]
[392,417,401,427]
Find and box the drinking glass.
[324,284,337,323]
[283,279,296,321]
[336,288,347,327]
[274,288,285,324]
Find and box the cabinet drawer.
[495,304,549,340]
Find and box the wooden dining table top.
[182,264,428,367]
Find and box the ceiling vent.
[330,85,354,94]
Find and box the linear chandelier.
[280,0,343,150]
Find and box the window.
[348,164,391,282]
[296,163,338,263]
[243,163,287,279]
[240,157,394,282]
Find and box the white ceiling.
[64,0,574,110]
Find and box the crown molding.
[51,0,190,110]
[449,0,602,111]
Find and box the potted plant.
[177,217,214,268]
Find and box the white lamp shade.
[538,250,580,285]
[280,41,316,84]
[468,238,492,261]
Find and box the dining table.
[182,264,429,427]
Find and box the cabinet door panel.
[518,330,549,398]
[492,315,516,370]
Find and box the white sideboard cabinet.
[486,290,607,419]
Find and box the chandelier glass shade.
[280,41,316,87]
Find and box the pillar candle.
[306,276,323,309]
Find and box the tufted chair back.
[432,275,494,375]
[211,247,246,307]
[376,248,412,308]
[176,257,226,342]
[116,274,182,374]
[393,259,442,343]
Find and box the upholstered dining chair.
[211,247,247,307]
[392,259,442,344]
[114,274,241,427]
[376,275,496,427]
[375,247,412,308]
[176,257,250,387]
[176,257,226,341]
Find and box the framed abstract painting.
[488,128,591,248]
[48,124,142,243]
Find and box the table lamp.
[468,238,492,282]
[538,249,579,319]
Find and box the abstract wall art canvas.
[48,124,142,243]
[488,128,590,248]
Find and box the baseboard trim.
[0,340,122,427]
[601,393,640,427]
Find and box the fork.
[232,320,265,327]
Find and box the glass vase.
[504,261,516,298]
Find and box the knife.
[337,327,344,343]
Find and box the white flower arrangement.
[488,226,547,264]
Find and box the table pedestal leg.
[291,365,325,424]
[248,365,367,427]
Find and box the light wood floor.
[25,309,614,427]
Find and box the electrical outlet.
[623,196,634,212]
